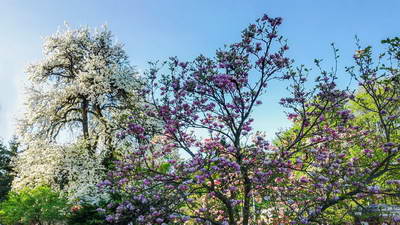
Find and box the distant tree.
[0,138,18,202]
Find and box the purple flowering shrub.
[98,15,400,224]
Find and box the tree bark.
[242,169,251,225]
[81,98,89,140]
[81,98,93,154]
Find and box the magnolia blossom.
[100,15,400,225]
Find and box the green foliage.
[159,162,171,173]
[382,37,400,60]
[0,186,69,225]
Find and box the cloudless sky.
[0,0,399,142]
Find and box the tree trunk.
[81,98,93,154]
[242,169,251,225]
[81,98,89,139]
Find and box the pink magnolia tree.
[98,15,400,224]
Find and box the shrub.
[0,186,69,225]
[67,201,109,225]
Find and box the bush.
[0,186,69,225]
[67,202,109,225]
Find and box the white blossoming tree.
[13,25,147,202]
[12,140,108,203]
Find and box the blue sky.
[0,0,399,142]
